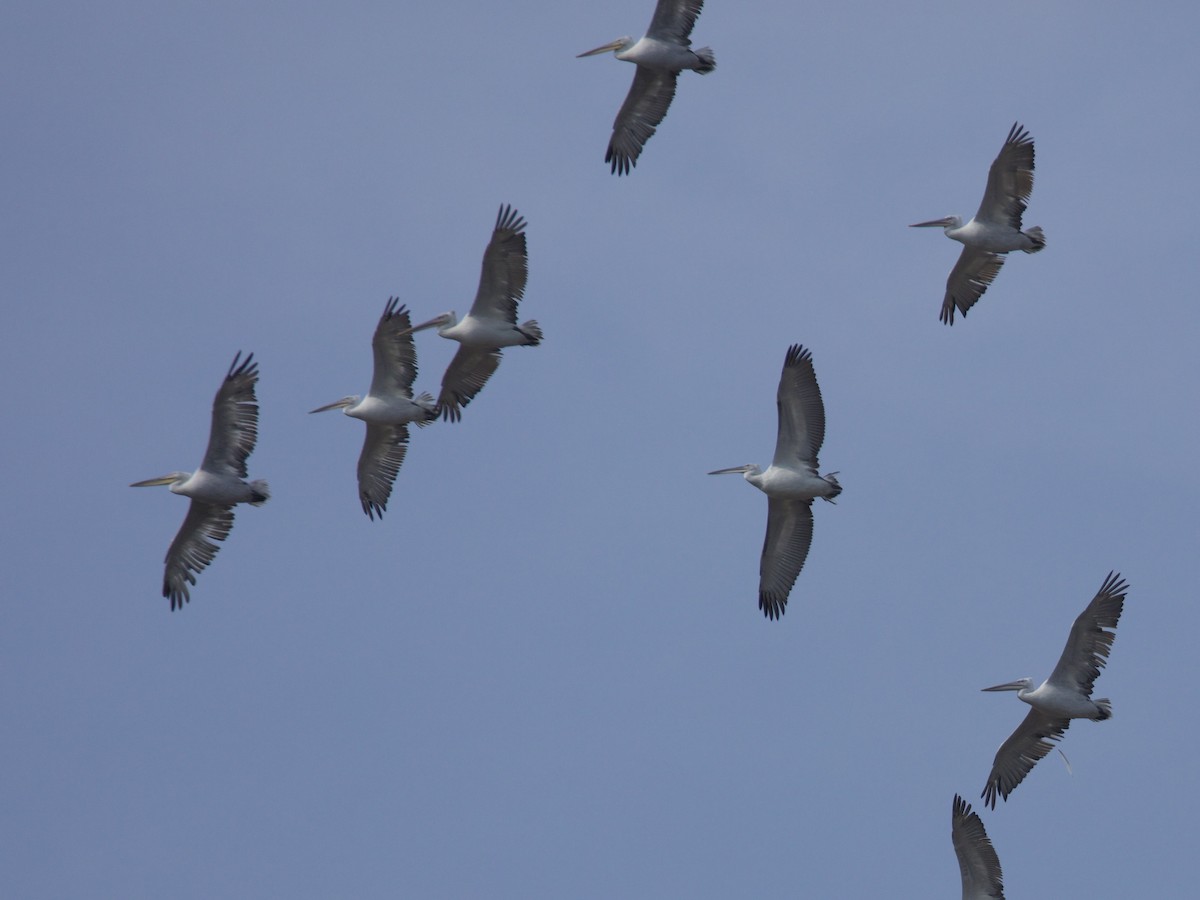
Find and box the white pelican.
[577,0,715,175]
[131,352,269,610]
[403,204,541,422]
[952,795,1005,900]
[911,122,1045,324]
[310,297,437,519]
[708,345,841,620]
[980,571,1128,808]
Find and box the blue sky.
[4,2,1198,896]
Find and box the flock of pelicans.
[129,3,1127,895]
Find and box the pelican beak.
[577,39,625,58]
[397,314,450,336]
[707,466,750,476]
[130,474,178,487]
[981,680,1026,692]
[909,217,957,228]
[309,398,352,414]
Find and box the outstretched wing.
[758,498,814,620]
[975,122,1035,229]
[951,795,1005,900]
[606,67,679,176]
[437,346,503,422]
[941,247,1007,325]
[467,205,527,324]
[772,344,827,468]
[1046,571,1127,698]
[981,707,1070,808]
[357,422,409,520]
[646,0,706,45]
[162,500,235,610]
[202,352,260,477]
[369,297,420,400]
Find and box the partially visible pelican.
[709,345,841,620]
[911,122,1045,324]
[403,204,541,422]
[577,0,715,175]
[310,297,437,519]
[131,352,269,609]
[952,795,1005,900]
[980,571,1128,808]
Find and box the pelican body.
[404,204,541,422]
[709,345,840,620]
[131,352,269,610]
[578,0,715,175]
[980,571,1127,808]
[310,297,437,519]
[911,122,1045,324]
[952,795,1005,900]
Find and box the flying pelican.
[708,345,841,620]
[911,122,1045,325]
[310,297,437,519]
[403,204,541,422]
[131,352,269,609]
[577,0,715,175]
[980,571,1127,808]
[952,795,1005,900]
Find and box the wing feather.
[201,351,260,477]
[951,795,1005,900]
[437,346,503,422]
[646,0,706,44]
[162,500,235,610]
[357,422,409,520]
[758,498,814,620]
[369,298,420,399]
[981,707,1069,808]
[975,122,1035,229]
[941,247,1006,325]
[772,344,826,468]
[606,67,679,175]
[1047,571,1127,697]
[468,205,527,323]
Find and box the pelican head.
[130,472,190,491]
[707,464,763,477]
[400,311,456,336]
[309,395,360,415]
[577,37,633,58]
[910,215,962,230]
[981,677,1034,693]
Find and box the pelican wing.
[606,66,679,175]
[982,707,1069,808]
[357,422,409,520]
[201,352,261,478]
[162,500,235,610]
[646,0,706,44]
[369,297,420,399]
[758,498,814,620]
[1046,571,1127,697]
[771,344,826,468]
[467,205,527,324]
[437,346,503,422]
[940,247,1006,325]
[952,795,1005,900]
[975,122,1035,229]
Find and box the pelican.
[577,0,715,175]
[310,297,437,519]
[911,122,1045,324]
[980,571,1128,808]
[708,345,841,620]
[131,352,269,609]
[952,795,1005,900]
[403,204,541,422]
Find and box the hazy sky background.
[4,2,1199,896]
